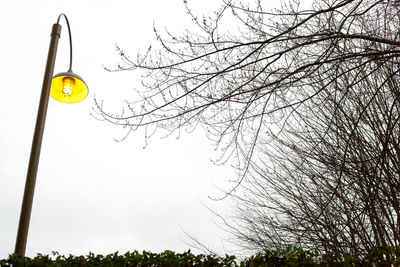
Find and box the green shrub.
[1,246,398,266]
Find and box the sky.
[0,0,241,258]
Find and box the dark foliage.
[1,246,399,266]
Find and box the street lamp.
[15,14,88,256]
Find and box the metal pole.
[14,23,61,256]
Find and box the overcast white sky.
[0,0,245,259]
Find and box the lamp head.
[50,71,88,103]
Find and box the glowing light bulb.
[62,77,75,96]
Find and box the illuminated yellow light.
[50,71,88,103]
[62,77,74,96]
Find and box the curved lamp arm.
[57,14,73,72]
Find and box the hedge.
[1,245,399,266]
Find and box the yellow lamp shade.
[50,71,88,103]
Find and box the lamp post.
[15,14,88,256]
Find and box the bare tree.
[226,60,400,256]
[94,0,400,256]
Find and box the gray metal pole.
[14,23,61,256]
